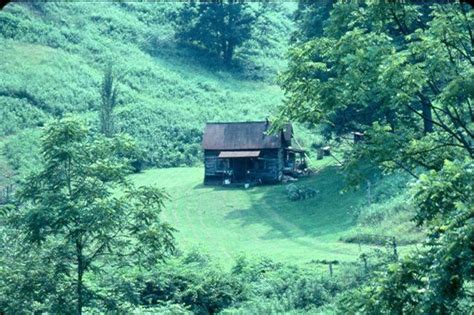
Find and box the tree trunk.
[223,42,233,66]
[76,240,84,315]
[421,96,433,133]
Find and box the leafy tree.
[279,2,472,167]
[338,159,473,314]
[175,0,259,66]
[7,117,175,314]
[99,64,118,137]
[0,219,74,313]
[277,2,473,312]
[290,1,332,43]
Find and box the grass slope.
[132,166,377,268]
[0,2,305,175]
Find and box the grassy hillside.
[0,2,421,259]
[131,166,419,269]
[0,2,303,175]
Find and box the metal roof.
[202,121,292,150]
[218,150,261,158]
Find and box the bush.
[285,184,317,201]
[139,251,245,315]
[230,257,335,313]
[0,96,49,136]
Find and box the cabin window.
[217,158,229,171]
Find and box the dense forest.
[0,1,472,314]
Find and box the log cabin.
[202,121,306,185]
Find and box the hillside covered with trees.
[0,1,472,315]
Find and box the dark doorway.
[231,158,249,181]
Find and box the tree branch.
[441,38,474,66]
[405,103,472,157]
[390,6,409,36]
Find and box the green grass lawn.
[132,166,380,268]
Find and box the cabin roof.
[202,121,292,150]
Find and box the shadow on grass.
[146,41,263,86]
[192,183,253,191]
[192,181,278,191]
[223,166,364,241]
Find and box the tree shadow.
[144,38,270,84]
[222,166,364,240]
[192,181,275,191]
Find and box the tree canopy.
[175,0,260,66]
[277,2,473,313]
[2,117,175,314]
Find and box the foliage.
[2,117,175,313]
[140,251,244,314]
[285,183,317,201]
[0,222,75,313]
[0,2,471,314]
[2,128,41,179]
[231,257,332,312]
[136,252,353,315]
[115,105,203,168]
[290,1,332,43]
[278,2,473,313]
[0,96,49,136]
[175,1,260,66]
[279,2,472,163]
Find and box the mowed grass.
[131,166,374,268]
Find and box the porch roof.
[218,150,261,158]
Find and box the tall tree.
[10,117,175,314]
[278,2,473,313]
[99,64,118,137]
[279,2,472,160]
[175,0,258,66]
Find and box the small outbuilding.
[202,121,306,185]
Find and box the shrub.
[285,184,317,201]
[0,96,49,136]
[139,251,245,315]
[230,257,335,313]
